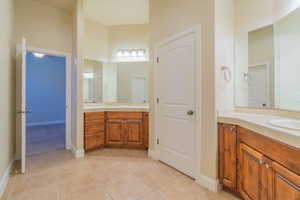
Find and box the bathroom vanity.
[82,58,150,151]
[218,114,300,200]
[84,110,149,151]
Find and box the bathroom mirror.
[83,59,149,104]
[234,0,300,111]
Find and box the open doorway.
[25,50,70,156]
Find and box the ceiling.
[34,0,74,12]
[84,0,149,25]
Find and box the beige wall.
[215,0,235,111]
[108,24,150,61]
[0,0,16,183]
[150,0,217,180]
[15,0,73,53]
[84,19,109,61]
[83,23,150,62]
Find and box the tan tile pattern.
[1,149,238,200]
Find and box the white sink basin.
[269,119,300,131]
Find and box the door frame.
[26,46,72,150]
[153,25,202,179]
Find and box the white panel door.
[248,65,268,108]
[16,38,27,173]
[157,33,196,178]
[132,76,146,103]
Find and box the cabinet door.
[218,123,237,191]
[124,119,144,148]
[239,143,266,200]
[85,134,104,151]
[272,161,300,200]
[106,119,124,147]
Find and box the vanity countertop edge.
[218,111,300,149]
[83,104,150,112]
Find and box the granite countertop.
[218,111,300,149]
[84,103,150,112]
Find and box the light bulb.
[123,51,130,57]
[33,52,45,58]
[138,50,145,57]
[131,51,137,57]
[116,51,123,57]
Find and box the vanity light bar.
[116,49,146,57]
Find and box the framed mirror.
[83,59,149,104]
[234,0,300,111]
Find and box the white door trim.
[153,25,202,180]
[26,46,72,150]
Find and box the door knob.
[187,110,194,115]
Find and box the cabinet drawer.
[85,134,104,150]
[85,121,105,129]
[85,127,104,136]
[239,126,300,175]
[107,112,143,119]
[85,112,105,121]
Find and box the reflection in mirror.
[83,59,103,103]
[234,0,300,111]
[247,25,274,108]
[83,59,149,104]
[274,7,300,110]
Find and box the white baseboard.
[195,175,221,193]
[0,156,15,198]
[71,145,85,158]
[27,120,65,127]
[148,149,159,160]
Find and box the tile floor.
[1,149,238,200]
[26,124,65,156]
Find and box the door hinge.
[157,138,160,145]
[156,57,160,63]
[156,98,159,104]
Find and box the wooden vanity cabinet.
[218,123,300,200]
[218,123,237,192]
[84,111,149,151]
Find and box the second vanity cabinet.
[218,123,300,200]
[84,111,149,151]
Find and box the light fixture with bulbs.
[116,49,146,58]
